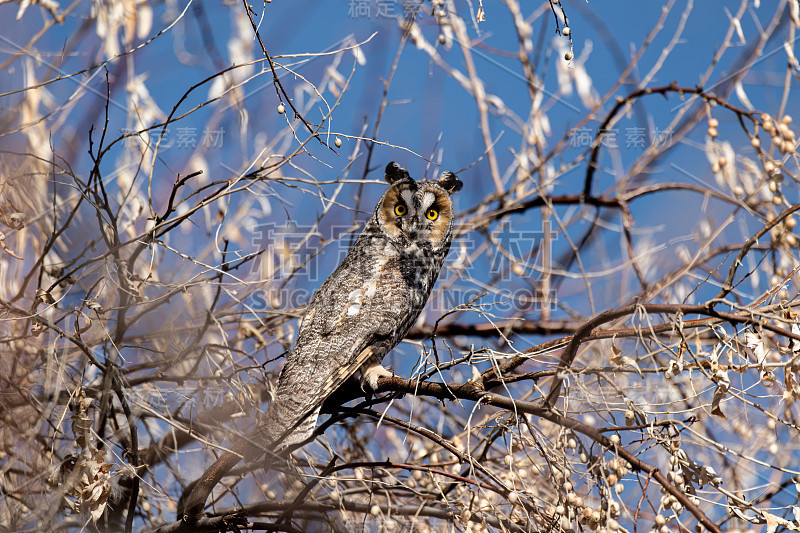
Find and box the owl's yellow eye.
[394,203,407,216]
[426,208,439,221]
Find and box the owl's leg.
[360,357,393,391]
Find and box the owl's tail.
[260,405,321,449]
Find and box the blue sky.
[5,1,791,196]
[7,1,791,179]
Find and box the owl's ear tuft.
[385,162,411,184]
[438,171,462,194]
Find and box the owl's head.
[375,161,462,249]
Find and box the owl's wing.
[299,313,399,410]
[260,336,390,450]
[314,345,376,401]
[312,249,375,338]
[261,302,404,448]
[261,224,419,448]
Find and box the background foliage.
[1,0,800,532]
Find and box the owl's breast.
[296,227,448,351]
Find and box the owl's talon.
[361,364,393,392]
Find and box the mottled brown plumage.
[180,162,461,521]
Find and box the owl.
[181,162,462,520]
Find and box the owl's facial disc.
[376,172,455,249]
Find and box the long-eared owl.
[260,161,462,448]
[181,162,461,519]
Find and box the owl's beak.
[405,218,419,241]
